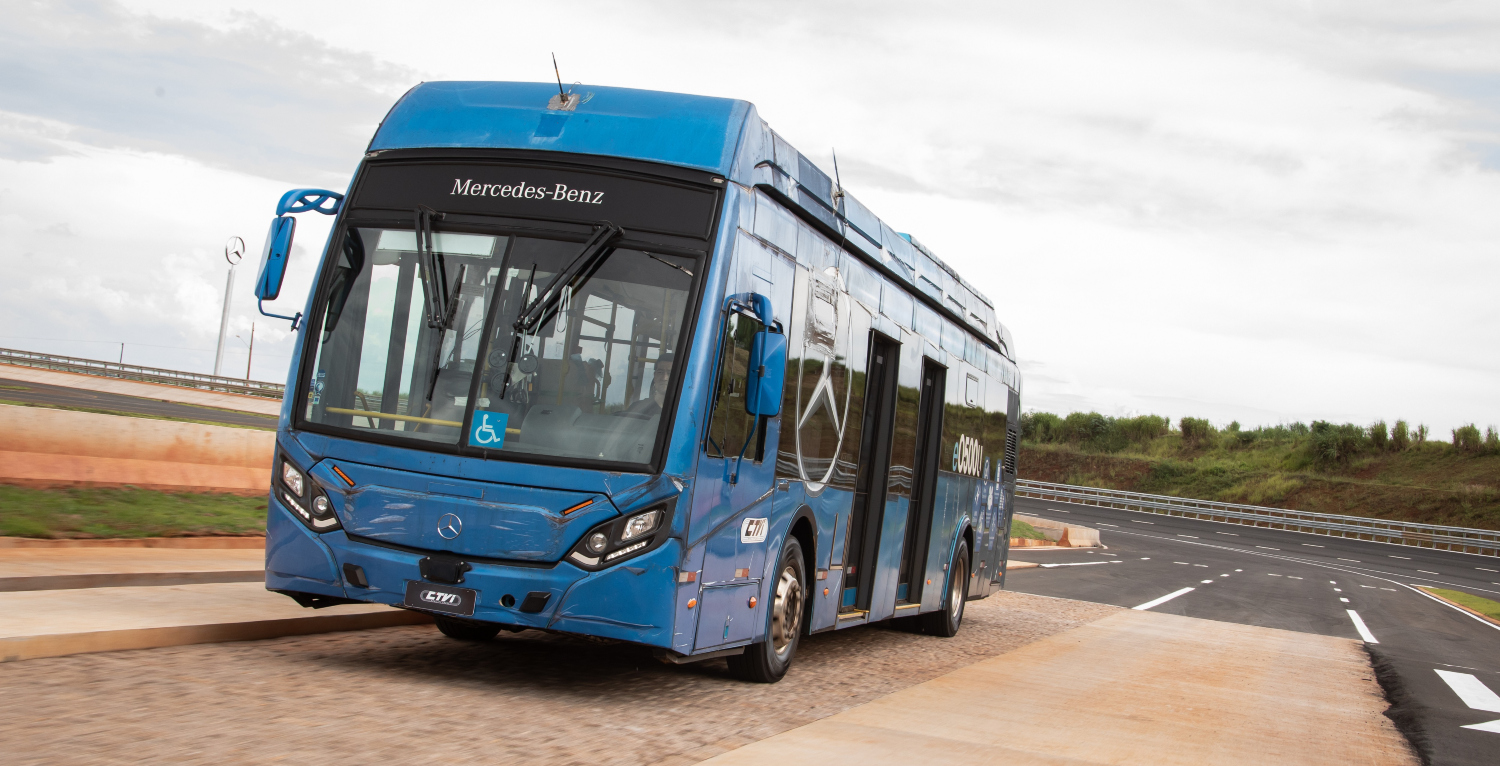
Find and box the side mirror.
[254,216,295,301]
[745,329,787,417]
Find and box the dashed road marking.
[1047,508,1069,513]
[1216,532,1238,536]
[1140,557,1151,560]
[1334,588,1342,592]
[1419,570,1439,575]
[1390,556,1410,560]
[1268,573,1282,577]
[1133,587,1195,611]
[1339,558,1360,562]
[1347,610,1379,643]
[1329,581,1337,584]
[1340,597,1349,603]
[1178,534,1198,538]
[1288,576,1303,580]
[1131,520,1154,524]
[1200,579,1214,584]
[1478,567,1498,573]
[1303,544,1324,548]
[1361,585,1376,589]
[1039,561,1121,568]
[1194,564,1208,567]
[1174,562,1190,565]
[1098,523,1118,527]
[1257,546,1279,551]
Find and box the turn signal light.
[687,598,697,609]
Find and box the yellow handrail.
[324,407,461,427]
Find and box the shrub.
[1415,424,1428,447]
[1369,420,1388,451]
[1180,417,1214,446]
[1308,420,1368,466]
[1391,420,1410,451]
[1487,427,1499,453]
[1117,415,1169,446]
[1453,424,1483,453]
[1021,411,1061,442]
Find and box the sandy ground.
[0,591,1118,766]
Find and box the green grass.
[1423,587,1500,621]
[1009,518,1049,540]
[0,398,275,431]
[0,486,267,538]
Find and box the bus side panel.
[264,498,345,597]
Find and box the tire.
[727,537,806,683]
[434,615,502,641]
[919,539,968,637]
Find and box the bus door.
[896,357,946,606]
[695,306,780,649]
[840,332,901,614]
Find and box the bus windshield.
[302,225,695,466]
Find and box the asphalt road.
[1006,496,1500,766]
[0,377,277,429]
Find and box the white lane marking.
[1479,567,1498,573]
[1134,587,1195,611]
[1216,532,1238,536]
[1390,556,1410,560]
[1174,561,1190,565]
[1303,544,1324,548]
[1200,579,1214,584]
[1340,597,1349,603]
[1334,588,1342,592]
[1220,574,1230,577]
[1047,508,1070,513]
[1405,586,1500,634]
[1347,610,1379,643]
[1382,588,1397,592]
[1039,561,1121,568]
[1339,558,1360,562]
[1235,569,1243,572]
[1288,576,1303,580]
[1257,546,1279,550]
[1098,523,1118,527]
[1419,570,1439,575]
[1100,553,1117,556]
[1434,671,1500,724]
[1268,573,1282,577]
[1178,534,1198,538]
[1194,564,1209,567]
[1132,520,1154,524]
[1329,581,1338,584]
[1361,585,1376,588]
[1140,557,1151,560]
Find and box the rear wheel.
[727,537,806,683]
[434,615,502,641]
[919,540,968,637]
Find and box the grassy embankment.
[0,486,267,539]
[1019,412,1500,530]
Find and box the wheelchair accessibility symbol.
[468,410,509,448]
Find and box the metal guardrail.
[0,347,286,400]
[1017,479,1499,558]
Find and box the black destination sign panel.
[353,162,719,239]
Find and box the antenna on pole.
[831,148,845,207]
[552,52,567,101]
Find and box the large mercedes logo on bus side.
[436,513,463,540]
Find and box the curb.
[1416,586,1500,628]
[0,536,266,549]
[0,571,265,592]
[0,609,434,663]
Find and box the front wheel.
[727,537,806,683]
[919,540,968,637]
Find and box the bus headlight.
[281,461,305,497]
[619,510,661,542]
[567,502,673,570]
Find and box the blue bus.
[256,81,1022,682]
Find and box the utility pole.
[215,237,244,377]
[245,323,255,381]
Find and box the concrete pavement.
[705,609,1413,766]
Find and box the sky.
[1,0,1497,434]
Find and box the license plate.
[403,580,477,616]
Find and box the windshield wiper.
[415,206,466,330]
[513,222,622,335]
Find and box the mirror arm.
[257,298,303,331]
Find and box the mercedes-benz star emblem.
[436,513,463,540]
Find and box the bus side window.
[705,311,764,460]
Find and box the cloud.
[0,0,415,183]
